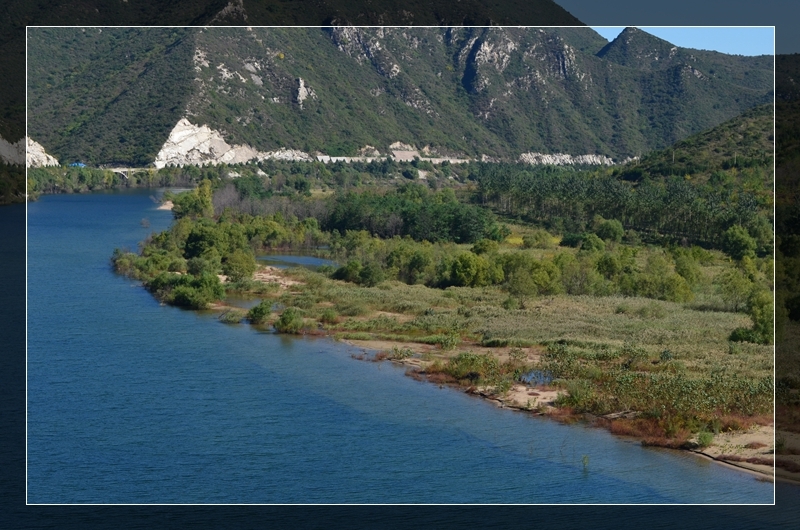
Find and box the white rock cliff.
[154,118,311,168]
[0,136,26,165]
[519,152,615,166]
[25,138,59,168]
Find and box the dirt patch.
[492,383,560,412]
[253,266,302,289]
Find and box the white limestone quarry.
[0,136,26,165]
[519,152,615,166]
[25,138,59,168]
[153,118,311,169]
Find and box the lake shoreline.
[342,339,785,485]
[203,261,786,485]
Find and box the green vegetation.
[28,27,771,166]
[0,162,25,204]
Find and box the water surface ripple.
[27,190,773,504]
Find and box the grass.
[206,259,773,443]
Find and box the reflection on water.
[257,254,337,270]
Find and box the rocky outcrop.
[25,138,59,168]
[154,118,310,168]
[1,136,26,165]
[209,0,248,24]
[296,78,316,109]
[519,152,615,166]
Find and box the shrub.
[722,225,757,260]
[580,233,605,253]
[560,233,584,248]
[219,308,247,324]
[223,250,257,282]
[320,308,339,324]
[623,229,641,245]
[275,307,305,334]
[555,379,596,411]
[522,230,554,249]
[332,260,363,283]
[247,300,272,324]
[714,269,754,312]
[472,238,499,255]
[697,431,714,448]
[729,327,762,343]
[596,219,624,242]
[674,255,700,287]
[358,262,385,287]
[171,285,208,309]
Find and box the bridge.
[105,167,147,180]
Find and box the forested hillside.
[27,26,772,167]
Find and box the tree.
[722,225,757,260]
[223,250,257,282]
[595,219,624,242]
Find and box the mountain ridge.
[27,26,773,167]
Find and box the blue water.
[26,190,775,504]
[257,254,337,270]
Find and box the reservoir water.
[26,189,774,504]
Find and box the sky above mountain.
[591,27,774,57]
[558,1,792,53]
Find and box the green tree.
[722,225,757,260]
[595,219,624,242]
[223,249,257,282]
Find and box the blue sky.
[555,1,792,53]
[590,27,774,56]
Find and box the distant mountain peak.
[597,27,679,70]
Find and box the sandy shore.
[253,266,302,289]
[156,200,173,210]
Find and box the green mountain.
[2,0,582,145]
[27,26,773,167]
[618,102,773,183]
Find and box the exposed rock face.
[209,0,248,24]
[25,138,59,168]
[296,78,316,109]
[389,141,415,151]
[0,136,26,165]
[519,152,615,166]
[154,118,310,168]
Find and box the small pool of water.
[257,254,337,270]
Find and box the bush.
[580,233,606,253]
[247,300,272,324]
[472,238,499,255]
[560,233,583,248]
[722,225,757,260]
[223,250,257,282]
[320,308,339,324]
[595,219,624,242]
[219,308,247,324]
[358,262,385,287]
[674,255,700,287]
[522,230,554,249]
[623,229,642,246]
[697,431,714,448]
[275,307,305,334]
[332,260,363,283]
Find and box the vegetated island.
[103,146,782,482]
